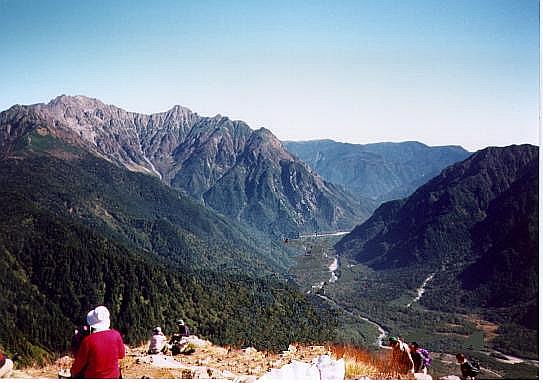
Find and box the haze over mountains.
[285,139,470,203]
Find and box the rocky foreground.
[14,337,422,380]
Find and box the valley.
[0,96,538,380]
[288,233,539,380]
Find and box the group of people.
[2,305,483,380]
[68,305,191,378]
[147,319,191,356]
[388,336,480,379]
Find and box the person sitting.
[148,327,168,355]
[170,319,190,355]
[0,351,13,379]
[70,306,125,379]
[389,336,415,375]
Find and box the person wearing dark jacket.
[456,353,479,379]
[70,306,125,379]
[170,319,190,355]
[409,342,428,374]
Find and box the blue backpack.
[417,348,432,368]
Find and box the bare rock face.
[0,95,371,233]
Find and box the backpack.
[417,348,432,368]
[461,360,480,377]
[468,360,480,377]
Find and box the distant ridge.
[284,139,470,203]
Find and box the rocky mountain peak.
[0,95,370,233]
[163,104,194,119]
[244,127,294,162]
[48,94,106,108]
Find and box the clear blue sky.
[0,0,539,151]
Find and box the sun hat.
[86,306,111,332]
[154,326,162,333]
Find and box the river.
[301,231,388,348]
[299,231,351,238]
[316,294,388,349]
[406,273,435,308]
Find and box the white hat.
[154,326,162,333]
[86,306,111,331]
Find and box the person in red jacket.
[0,351,14,378]
[70,306,125,379]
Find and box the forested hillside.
[335,145,538,358]
[0,136,336,364]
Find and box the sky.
[0,0,539,151]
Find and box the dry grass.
[330,344,413,380]
[462,314,500,342]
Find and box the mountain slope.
[334,144,538,357]
[0,96,370,233]
[0,140,336,363]
[337,145,537,271]
[2,132,282,273]
[284,139,470,203]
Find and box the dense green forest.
[0,144,336,364]
[6,131,291,274]
[334,146,538,357]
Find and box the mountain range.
[0,95,538,370]
[284,139,470,203]
[0,96,371,234]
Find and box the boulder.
[259,354,346,381]
[258,361,320,381]
[235,375,258,383]
[313,354,345,380]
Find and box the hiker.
[71,325,90,356]
[171,319,190,340]
[70,306,125,379]
[148,327,168,355]
[409,342,431,374]
[456,353,480,380]
[0,351,13,379]
[170,319,190,356]
[389,336,415,374]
